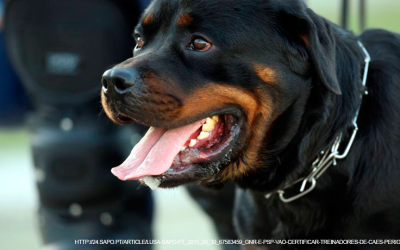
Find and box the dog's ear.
[279,3,341,95]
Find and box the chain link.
[266,41,371,203]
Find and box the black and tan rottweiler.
[101,0,400,246]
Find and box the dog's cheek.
[179,84,260,123]
[215,86,274,182]
[242,64,279,165]
[253,63,277,85]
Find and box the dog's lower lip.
[117,114,134,123]
[110,111,243,187]
[175,115,238,164]
[156,114,242,182]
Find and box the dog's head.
[101,0,342,189]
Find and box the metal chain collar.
[266,41,371,203]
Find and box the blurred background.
[1,0,400,250]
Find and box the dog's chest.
[233,188,278,240]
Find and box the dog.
[101,0,400,247]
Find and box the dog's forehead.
[141,0,300,18]
[138,0,287,43]
[144,0,260,21]
[143,0,179,22]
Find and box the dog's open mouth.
[111,114,241,189]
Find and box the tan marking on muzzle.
[180,84,259,124]
[101,92,118,124]
[180,84,273,181]
[220,87,273,182]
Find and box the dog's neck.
[238,24,366,195]
[233,24,368,239]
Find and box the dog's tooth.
[142,177,161,190]
[189,139,197,147]
[206,117,216,126]
[197,131,210,140]
[212,115,219,122]
[180,146,187,152]
[202,123,214,132]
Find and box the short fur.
[102,0,400,247]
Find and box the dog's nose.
[102,68,138,94]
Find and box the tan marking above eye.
[143,14,154,25]
[177,14,193,26]
[253,63,277,84]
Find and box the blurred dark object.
[5,0,138,105]
[341,0,349,29]
[0,0,29,128]
[341,0,367,31]
[359,0,366,31]
[4,0,152,249]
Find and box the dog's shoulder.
[359,29,400,62]
[358,28,400,113]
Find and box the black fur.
[234,7,400,249]
[102,0,400,247]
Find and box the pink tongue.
[111,120,205,181]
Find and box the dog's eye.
[189,38,212,52]
[135,36,144,50]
